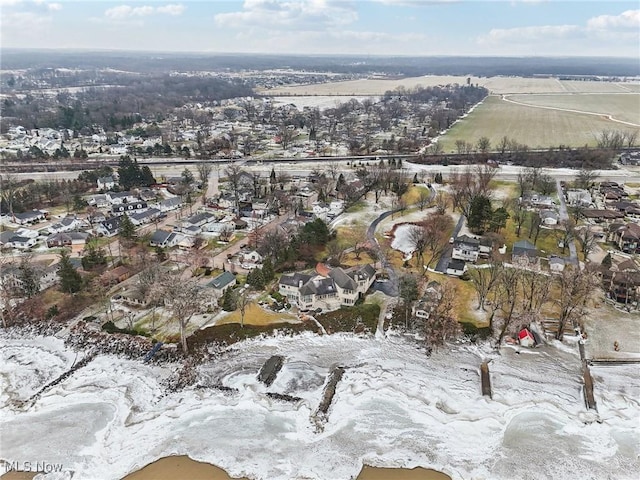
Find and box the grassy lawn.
[345,200,367,213]
[500,216,564,258]
[216,302,298,326]
[402,185,430,206]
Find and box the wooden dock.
[480,362,492,399]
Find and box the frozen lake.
[0,332,638,480]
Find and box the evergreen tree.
[58,250,82,294]
[247,268,265,289]
[18,256,40,298]
[467,195,493,234]
[81,240,107,270]
[220,287,237,311]
[262,257,275,283]
[119,213,136,240]
[140,166,156,187]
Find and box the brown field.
[438,95,640,151]
[261,75,636,96]
[506,93,640,125]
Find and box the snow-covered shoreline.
[1,331,638,480]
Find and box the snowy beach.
[1,330,638,480]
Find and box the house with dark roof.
[512,240,538,260]
[412,281,442,319]
[48,215,84,234]
[97,176,116,191]
[452,235,480,262]
[130,208,160,226]
[609,222,640,254]
[96,216,123,237]
[209,271,237,297]
[13,210,47,225]
[149,229,177,248]
[106,191,138,205]
[278,264,376,312]
[446,259,466,277]
[46,231,90,248]
[111,201,147,216]
[600,256,640,305]
[158,196,182,212]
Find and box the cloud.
[215,0,357,30]
[478,24,580,44]
[478,9,640,47]
[374,0,459,5]
[157,4,185,16]
[587,9,639,30]
[0,0,62,31]
[104,3,185,20]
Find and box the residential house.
[106,191,138,205]
[129,208,160,226]
[446,259,466,277]
[548,255,566,273]
[88,194,110,208]
[120,288,148,307]
[13,210,47,225]
[478,237,494,258]
[600,257,640,305]
[46,231,90,248]
[412,281,442,320]
[100,266,131,286]
[6,235,37,249]
[209,271,237,297]
[138,189,157,202]
[149,230,177,248]
[96,216,122,237]
[278,264,376,312]
[566,189,592,207]
[540,210,560,226]
[112,201,148,216]
[241,250,263,269]
[97,176,116,191]
[158,196,182,212]
[524,193,555,209]
[47,215,84,234]
[582,209,624,223]
[512,240,538,261]
[609,201,640,219]
[609,222,640,254]
[619,151,640,166]
[181,212,215,233]
[451,235,480,263]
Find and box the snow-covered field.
[1,332,638,480]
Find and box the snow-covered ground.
[1,331,638,480]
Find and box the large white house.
[451,235,480,263]
[279,264,376,312]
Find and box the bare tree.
[161,274,206,355]
[575,225,598,260]
[519,262,551,313]
[196,162,213,201]
[476,136,491,155]
[434,190,448,215]
[512,203,527,237]
[468,261,503,311]
[574,168,598,190]
[556,219,575,254]
[417,187,431,211]
[237,289,250,328]
[423,282,461,350]
[494,267,522,346]
[224,164,243,214]
[553,266,599,340]
[0,174,17,219]
[624,130,638,148]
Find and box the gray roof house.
[512,240,538,259]
[279,264,376,312]
[209,271,236,296]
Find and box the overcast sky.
[1,0,638,57]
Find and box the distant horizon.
[1,47,638,61]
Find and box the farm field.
[438,95,640,151]
[261,75,638,96]
[506,93,640,125]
